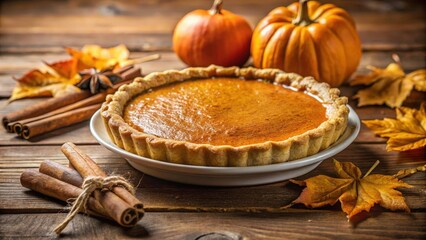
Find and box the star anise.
[77,68,122,94]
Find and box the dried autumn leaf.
[291,159,413,221]
[10,83,82,101]
[66,44,130,71]
[363,103,426,151]
[9,45,130,101]
[407,69,426,91]
[14,69,61,86]
[44,58,88,79]
[10,61,82,101]
[394,164,426,179]
[351,56,426,108]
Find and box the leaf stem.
[363,160,380,178]
[392,54,401,66]
[126,53,161,65]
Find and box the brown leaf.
[351,57,426,108]
[363,103,426,151]
[291,159,413,221]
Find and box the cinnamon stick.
[9,80,131,135]
[69,162,76,170]
[61,142,144,216]
[19,104,101,139]
[114,65,134,75]
[3,90,91,131]
[10,93,106,134]
[3,66,140,133]
[20,169,110,219]
[121,67,142,81]
[39,160,83,187]
[61,142,142,226]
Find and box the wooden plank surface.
[1,144,425,212]
[1,211,425,239]
[3,188,422,238]
[0,0,425,239]
[1,0,425,52]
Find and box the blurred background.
[1,0,425,53]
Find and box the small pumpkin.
[173,0,252,67]
[251,0,362,87]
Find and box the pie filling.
[124,78,327,147]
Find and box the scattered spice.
[77,68,122,94]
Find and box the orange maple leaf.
[363,103,426,151]
[14,69,61,86]
[291,159,413,221]
[351,55,426,108]
[44,58,89,79]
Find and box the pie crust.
[101,65,348,167]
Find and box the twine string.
[53,175,135,234]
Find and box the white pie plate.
[90,106,360,186]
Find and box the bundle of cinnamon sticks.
[2,66,141,139]
[20,142,144,233]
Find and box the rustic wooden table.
[1,0,425,239]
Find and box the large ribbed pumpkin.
[251,0,362,87]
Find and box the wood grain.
[0,0,425,52]
[1,211,425,240]
[0,0,425,239]
[1,144,424,213]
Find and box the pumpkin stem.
[209,0,223,15]
[292,0,314,26]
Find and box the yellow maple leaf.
[351,55,426,108]
[67,44,130,71]
[407,69,426,91]
[291,159,413,221]
[10,83,82,101]
[363,103,426,151]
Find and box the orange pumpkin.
[251,0,362,87]
[173,0,252,67]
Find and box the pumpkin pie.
[101,66,348,167]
